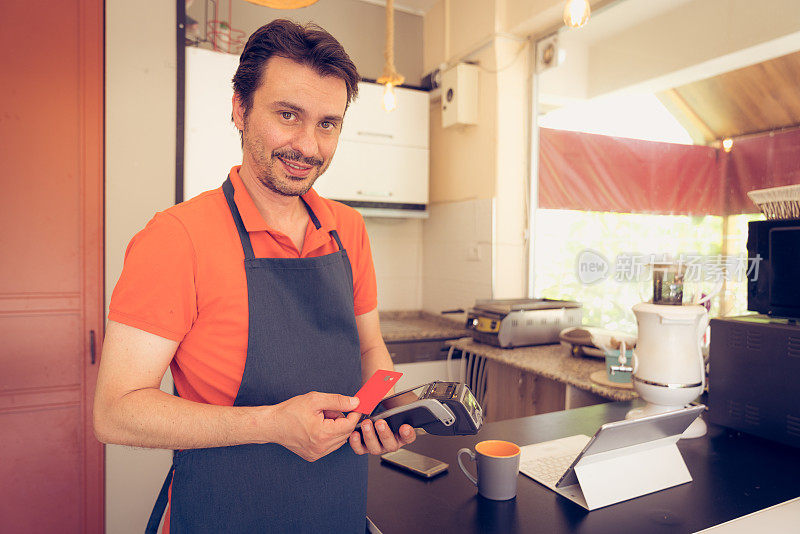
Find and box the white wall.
[422,199,493,315]
[422,0,540,305]
[493,36,531,298]
[367,218,424,310]
[587,0,800,97]
[186,0,425,84]
[503,0,611,38]
[539,0,800,104]
[538,31,589,110]
[105,1,176,532]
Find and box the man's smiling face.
[233,55,348,197]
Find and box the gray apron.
[146,177,367,533]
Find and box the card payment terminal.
[363,381,483,436]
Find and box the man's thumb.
[319,393,360,411]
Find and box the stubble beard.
[243,127,330,198]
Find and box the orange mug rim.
[475,439,520,458]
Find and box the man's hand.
[351,309,417,455]
[271,392,361,462]
[347,418,416,455]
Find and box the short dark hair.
[233,19,360,119]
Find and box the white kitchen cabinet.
[315,140,428,204]
[183,54,430,209]
[313,82,430,208]
[341,82,429,148]
[184,48,243,201]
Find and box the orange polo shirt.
[108,166,378,406]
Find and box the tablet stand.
[556,436,692,510]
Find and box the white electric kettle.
[626,302,709,438]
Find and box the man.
[93,20,415,533]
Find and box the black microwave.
[747,219,800,319]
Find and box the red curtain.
[725,128,800,214]
[538,127,800,216]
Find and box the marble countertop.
[380,311,469,343]
[447,337,637,402]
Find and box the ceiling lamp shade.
[244,0,320,8]
[563,0,591,29]
[377,0,404,112]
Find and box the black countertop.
[366,402,800,534]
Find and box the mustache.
[272,149,322,167]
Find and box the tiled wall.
[365,199,495,314]
[422,199,494,315]
[365,217,424,311]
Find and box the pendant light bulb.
[563,0,591,29]
[377,0,403,112]
[722,138,733,152]
[382,83,398,112]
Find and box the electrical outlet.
[467,244,482,262]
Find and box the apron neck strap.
[222,177,343,259]
[222,178,255,259]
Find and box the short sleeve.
[108,212,198,341]
[350,212,378,316]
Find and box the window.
[533,209,762,333]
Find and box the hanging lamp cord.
[378,0,404,85]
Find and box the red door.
[0,0,105,532]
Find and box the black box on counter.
[708,316,800,448]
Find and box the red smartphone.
[353,370,403,415]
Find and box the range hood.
[336,199,429,219]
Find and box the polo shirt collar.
[229,166,336,236]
